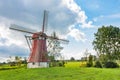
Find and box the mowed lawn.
[0,62,120,80]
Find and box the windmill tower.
[10,10,69,68]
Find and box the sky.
[0,0,120,62]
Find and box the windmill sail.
[10,24,36,34]
[42,10,48,33]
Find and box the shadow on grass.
[0,67,18,70]
[0,65,26,71]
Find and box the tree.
[15,56,22,66]
[83,49,90,61]
[86,54,93,67]
[7,56,16,66]
[93,25,120,62]
[70,57,75,61]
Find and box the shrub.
[104,61,119,68]
[58,61,65,67]
[58,63,63,67]
[86,55,93,67]
[86,62,93,67]
[94,61,102,68]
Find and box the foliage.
[49,61,65,67]
[7,56,22,67]
[94,61,102,68]
[9,62,16,66]
[86,55,93,67]
[15,56,22,66]
[22,57,27,64]
[58,61,65,67]
[0,64,26,70]
[70,57,75,61]
[93,25,120,62]
[80,61,87,67]
[83,49,90,61]
[0,67,120,80]
[104,61,119,68]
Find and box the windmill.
[10,10,69,68]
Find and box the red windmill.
[10,10,69,68]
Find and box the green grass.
[65,62,80,68]
[0,67,120,80]
[65,61,87,68]
[0,64,26,70]
[0,62,119,80]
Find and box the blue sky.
[0,0,120,62]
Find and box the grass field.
[0,67,120,80]
[0,62,120,80]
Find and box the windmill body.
[27,32,49,68]
[10,10,69,68]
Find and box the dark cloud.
[0,0,76,34]
[0,44,29,57]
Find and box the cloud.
[0,57,9,63]
[93,13,120,27]
[0,17,29,59]
[0,44,28,57]
[0,0,93,43]
[67,25,86,41]
[0,0,94,61]
[0,18,27,47]
[62,0,93,28]
[62,0,81,13]
[0,0,94,32]
[80,21,94,28]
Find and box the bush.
[94,61,102,68]
[58,61,65,67]
[86,62,93,67]
[58,63,63,67]
[104,61,119,68]
[86,55,93,67]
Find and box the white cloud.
[77,11,87,23]
[54,12,69,22]
[89,49,97,55]
[67,25,86,41]
[0,57,9,63]
[62,0,93,28]
[81,21,94,28]
[0,17,27,48]
[0,0,94,40]
[0,0,95,60]
[62,0,81,13]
